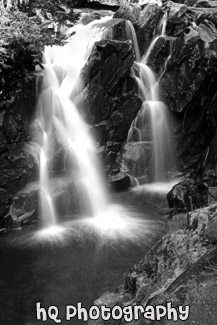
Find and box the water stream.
[32,19,113,230]
[124,14,176,186]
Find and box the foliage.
[0,0,80,51]
[0,0,80,102]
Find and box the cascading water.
[124,14,176,186]
[33,19,110,230]
[28,16,157,241]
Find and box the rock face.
[159,34,217,174]
[167,179,209,214]
[89,202,217,325]
[0,71,38,231]
[114,1,217,177]
[154,3,217,175]
[74,38,142,173]
[114,3,163,56]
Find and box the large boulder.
[73,39,142,173]
[167,179,209,215]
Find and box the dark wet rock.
[10,188,38,227]
[137,4,164,55]
[113,3,163,56]
[147,36,171,74]
[74,0,88,7]
[0,83,39,230]
[0,148,36,194]
[0,129,7,155]
[0,189,11,223]
[1,74,37,144]
[159,28,217,174]
[109,171,133,191]
[74,39,142,173]
[7,178,80,229]
[0,73,38,200]
[187,6,217,27]
[160,37,211,113]
[165,1,190,37]
[1,75,37,141]
[113,2,141,23]
[74,40,134,122]
[204,137,217,184]
[167,179,209,215]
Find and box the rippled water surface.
[0,189,168,325]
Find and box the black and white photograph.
[0,0,217,324]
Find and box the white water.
[142,13,167,64]
[31,17,159,239]
[33,19,111,228]
[27,12,177,235]
[125,13,175,184]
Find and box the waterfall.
[28,12,175,236]
[33,19,111,228]
[125,14,175,184]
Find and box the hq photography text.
[36,301,190,323]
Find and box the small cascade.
[26,12,176,236]
[33,19,111,228]
[125,13,175,184]
[142,12,167,64]
[95,18,141,62]
[125,20,141,62]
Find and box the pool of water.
[0,189,168,325]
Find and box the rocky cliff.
[113,0,217,177]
